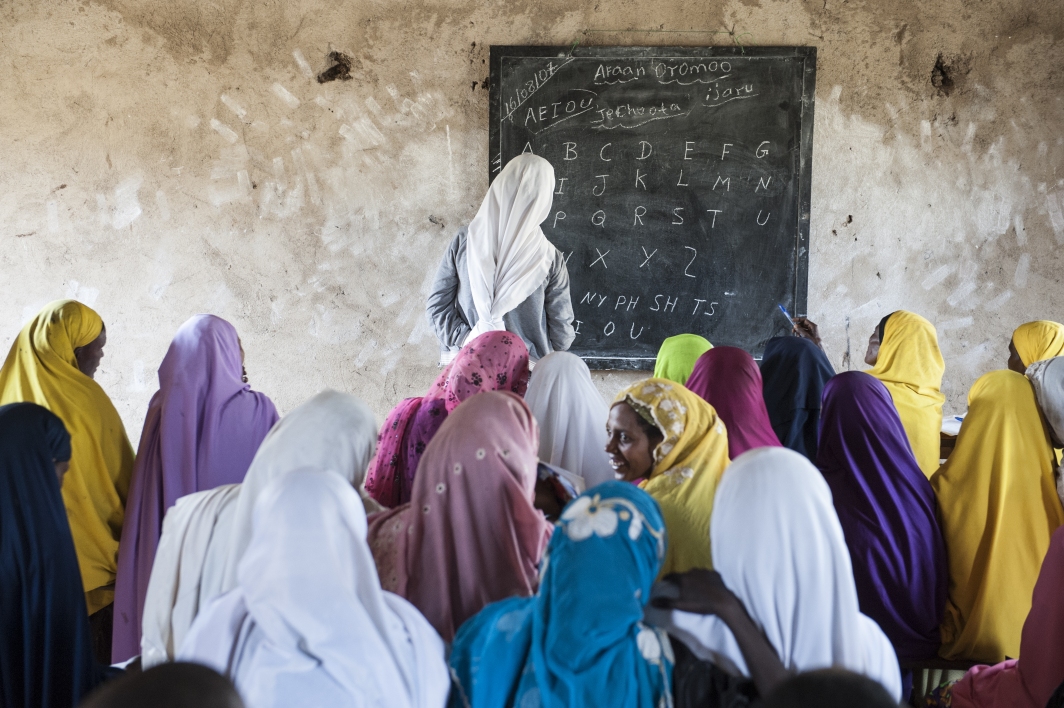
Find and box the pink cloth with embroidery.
[950,524,1064,708]
[367,390,551,642]
[364,331,531,508]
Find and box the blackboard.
[488,45,816,369]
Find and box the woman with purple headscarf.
[815,371,946,661]
[111,315,278,663]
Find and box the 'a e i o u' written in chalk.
[489,46,816,369]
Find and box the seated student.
[931,524,1064,708]
[139,390,378,667]
[178,469,450,708]
[524,351,614,490]
[0,300,135,657]
[365,331,530,508]
[112,315,279,663]
[816,371,947,662]
[0,403,116,706]
[651,447,902,703]
[686,346,782,459]
[80,663,243,708]
[932,370,1064,663]
[609,379,730,574]
[864,311,945,479]
[368,391,552,642]
[426,153,574,363]
[1007,320,1064,373]
[1027,356,1064,506]
[449,482,673,708]
[759,334,835,461]
[653,333,713,385]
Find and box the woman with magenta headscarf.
[426,153,575,363]
[112,315,278,663]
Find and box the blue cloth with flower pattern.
[449,480,674,708]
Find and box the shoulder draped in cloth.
[0,300,134,614]
[816,371,947,661]
[0,402,112,706]
[112,315,278,662]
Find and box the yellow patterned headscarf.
[653,334,713,386]
[614,378,729,574]
[867,311,945,478]
[1012,321,1064,369]
[932,370,1064,663]
[0,300,134,614]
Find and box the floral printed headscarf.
[449,481,674,708]
[366,331,530,507]
[614,378,730,574]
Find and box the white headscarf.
[524,351,614,489]
[1027,356,1064,508]
[464,153,556,343]
[650,447,902,701]
[178,469,450,708]
[140,484,240,668]
[218,389,381,593]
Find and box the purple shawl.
[111,315,278,662]
[816,371,946,661]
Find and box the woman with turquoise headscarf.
[449,481,674,708]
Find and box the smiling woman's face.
[605,402,662,482]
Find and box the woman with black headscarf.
[0,402,114,707]
[759,336,835,461]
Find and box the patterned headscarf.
[366,331,530,508]
[614,379,730,574]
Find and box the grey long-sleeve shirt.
[426,227,575,361]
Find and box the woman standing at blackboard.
[426,154,575,363]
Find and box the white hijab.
[524,351,614,489]
[1027,356,1064,507]
[218,389,381,593]
[178,469,450,708]
[464,153,556,343]
[140,484,240,668]
[650,447,902,701]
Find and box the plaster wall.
[1,0,1061,434]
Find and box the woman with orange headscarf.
[865,311,945,478]
[0,301,135,636]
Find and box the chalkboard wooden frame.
[489,45,817,369]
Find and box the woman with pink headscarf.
[364,331,531,508]
[367,390,552,642]
[685,346,782,459]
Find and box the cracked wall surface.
[1,0,1061,432]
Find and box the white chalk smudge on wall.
[271,83,301,109]
[946,280,978,308]
[922,264,954,289]
[987,290,1013,310]
[292,49,314,79]
[130,359,147,392]
[112,177,143,230]
[209,118,239,144]
[65,280,100,307]
[1046,192,1064,244]
[353,339,377,368]
[220,94,248,121]
[940,316,974,331]
[1014,253,1031,288]
[1014,214,1026,246]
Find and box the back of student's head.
[763,669,899,708]
[79,662,243,708]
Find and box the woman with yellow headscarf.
[608,378,730,574]
[0,301,134,621]
[1008,320,1064,373]
[932,370,1064,663]
[865,311,945,478]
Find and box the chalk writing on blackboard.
[489,46,816,369]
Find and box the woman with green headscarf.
[653,334,713,385]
